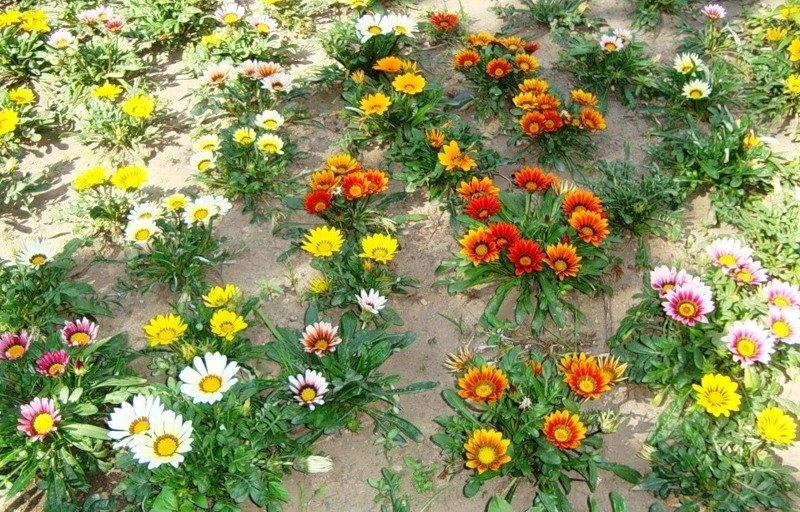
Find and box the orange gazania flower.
[596,354,628,384]
[513,92,539,111]
[498,36,526,52]
[304,189,332,214]
[438,140,477,171]
[429,12,459,31]
[363,169,389,194]
[342,172,369,200]
[454,49,481,69]
[486,58,512,79]
[570,89,598,107]
[466,32,494,47]
[579,108,607,132]
[457,177,500,200]
[360,92,391,115]
[513,166,557,192]
[559,352,596,375]
[326,153,361,175]
[540,110,564,132]
[464,428,511,474]
[425,128,445,148]
[457,365,508,403]
[544,243,581,280]
[460,228,500,265]
[543,410,587,450]
[569,210,610,246]
[465,194,502,221]
[487,222,520,250]
[309,170,340,191]
[514,53,539,73]
[508,239,545,275]
[562,189,603,216]
[524,41,540,53]
[518,78,549,94]
[564,358,611,399]
[373,56,404,73]
[392,73,426,95]
[520,111,546,138]
[399,59,419,73]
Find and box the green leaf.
[487,496,515,512]
[62,423,109,440]
[598,461,642,484]
[151,487,179,512]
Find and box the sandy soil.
[2,0,799,511]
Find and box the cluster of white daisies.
[124,193,232,246]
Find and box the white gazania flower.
[254,110,285,131]
[182,196,220,225]
[124,219,160,246]
[214,2,245,25]
[190,151,216,172]
[599,34,624,52]
[385,13,416,38]
[107,394,165,449]
[613,28,632,41]
[179,352,240,404]
[130,410,193,469]
[14,240,55,268]
[77,8,101,24]
[355,13,392,43]
[355,289,387,314]
[673,53,701,74]
[202,61,235,86]
[256,133,285,154]
[261,72,293,92]
[249,14,278,34]
[47,29,76,49]
[210,195,232,216]
[682,79,711,100]
[288,369,329,410]
[127,201,162,222]
[194,134,221,152]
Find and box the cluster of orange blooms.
[559,352,627,400]
[303,153,390,214]
[517,84,607,138]
[453,33,540,78]
[456,172,610,279]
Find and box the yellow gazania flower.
[764,27,788,43]
[110,165,148,190]
[256,133,284,154]
[789,38,800,62]
[91,82,123,101]
[742,131,761,149]
[72,166,108,191]
[210,309,248,340]
[232,127,256,145]
[360,92,391,116]
[350,70,366,84]
[391,73,426,95]
[8,86,35,105]
[0,108,20,135]
[202,284,241,308]
[143,314,188,347]
[780,6,800,19]
[301,226,344,258]
[756,407,797,445]
[692,373,741,417]
[308,275,330,294]
[121,94,156,119]
[164,193,188,211]
[200,31,225,46]
[786,74,800,95]
[358,233,398,264]
[19,10,49,32]
[0,10,23,28]
[464,428,511,474]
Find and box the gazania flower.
[289,369,329,410]
[103,17,125,32]
[18,397,61,442]
[261,72,293,92]
[649,266,697,297]
[706,237,752,270]
[252,111,284,132]
[487,222,520,250]
[596,354,628,384]
[562,189,603,216]
[438,140,477,171]
[731,259,768,286]
[673,53,701,74]
[570,89,598,107]
[355,13,391,42]
[569,210,610,246]
[356,289,387,314]
[8,86,35,105]
[498,36,526,52]
[359,233,399,263]
[210,309,248,341]
[342,172,369,200]
[543,410,586,450]
[364,169,389,194]
[579,108,606,131]
[35,350,69,377]
[127,202,162,222]
[514,54,539,73]
[240,60,283,80]
[73,166,107,191]
[304,189,332,214]
[763,280,800,310]
[110,165,148,190]
[512,92,539,111]
[513,166,557,192]
[466,32,494,47]
[121,94,155,118]
[519,78,549,94]
[190,151,215,172]
[256,134,284,154]
[429,12,459,31]
[453,49,481,69]
[392,73,426,95]
[309,170,339,191]
[0,330,30,360]
[182,195,230,225]
[682,79,711,100]
[47,29,75,49]
[92,82,122,100]
[457,365,508,403]
[130,410,193,469]
[233,127,256,144]
[14,239,54,268]
[202,284,240,308]
[723,320,775,366]
[444,346,473,374]
[564,358,611,399]
[765,27,788,43]
[193,134,220,151]
[385,13,415,37]
[360,92,391,115]
[373,56,404,73]
[544,243,581,280]
[326,153,361,175]
[457,177,499,200]
[249,13,278,33]
[107,394,165,448]
[742,131,761,149]
[425,128,445,148]
[599,34,624,52]
[700,4,726,20]
[301,322,342,356]
[693,373,741,417]
[614,27,633,41]
[766,307,800,344]
[464,429,511,473]
[485,58,512,79]
[789,40,800,63]
[662,281,715,326]
[179,352,239,404]
[60,318,98,347]
[508,239,545,275]
[465,195,502,221]
[460,228,500,265]
[520,111,547,137]
[308,275,330,295]
[756,407,797,445]
[214,2,244,24]
[143,314,188,346]
[302,226,345,257]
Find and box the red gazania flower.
[487,222,521,250]
[460,228,500,265]
[457,177,500,200]
[465,194,502,220]
[363,169,389,194]
[513,166,557,192]
[564,358,611,399]
[520,111,546,137]
[543,410,586,450]
[562,189,603,216]
[508,239,545,275]
[454,49,481,69]
[540,110,564,132]
[429,12,459,31]
[304,189,332,214]
[544,243,581,280]
[342,172,369,201]
[524,41,540,53]
[569,210,610,246]
[485,58,512,79]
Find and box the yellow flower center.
[32,413,54,435]
[371,248,388,259]
[554,260,567,272]
[134,229,151,241]
[395,26,407,35]
[604,42,617,51]
[222,13,238,24]
[30,254,47,266]
[154,434,179,457]
[314,338,329,351]
[680,64,693,73]
[519,256,532,266]
[70,332,91,345]
[474,244,488,257]
[300,387,317,402]
[200,375,222,393]
[736,338,757,357]
[772,321,790,338]
[661,284,675,293]
[677,300,697,318]
[6,344,25,359]
[577,376,596,393]
[773,296,790,308]
[474,382,495,398]
[316,241,333,253]
[48,363,65,376]
[706,390,725,407]
[736,270,753,283]
[218,322,234,335]
[193,208,209,220]
[368,25,382,35]
[718,254,736,266]
[256,23,269,32]
[198,160,211,171]
[689,89,703,99]
[350,185,364,197]
[157,328,177,342]
[476,446,497,465]
[129,417,150,434]
[553,426,571,442]
[581,226,594,236]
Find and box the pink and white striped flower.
[650,266,697,298]
[288,369,329,410]
[0,330,30,360]
[249,14,278,34]
[599,34,624,52]
[18,397,61,442]
[61,318,99,347]
[765,307,800,345]
[723,320,775,366]
[300,322,342,356]
[202,62,235,86]
[261,72,293,92]
[762,280,800,310]
[706,237,752,271]
[731,259,769,286]
[35,350,70,377]
[701,4,726,20]
[214,2,245,25]
[662,281,715,326]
